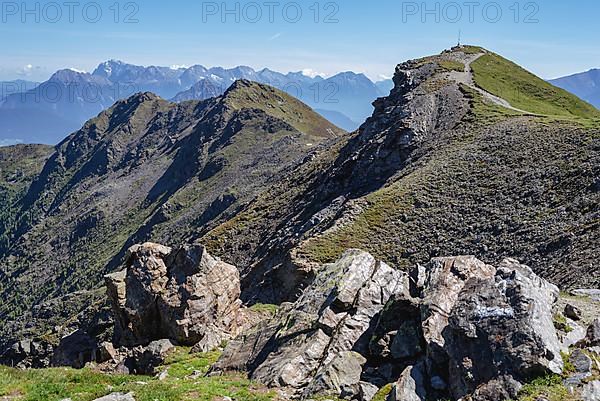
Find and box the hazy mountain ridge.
[550,68,600,109]
[0,60,392,144]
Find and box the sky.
[1,0,600,82]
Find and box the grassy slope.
[223,80,345,138]
[471,52,600,119]
[0,349,274,401]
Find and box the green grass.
[553,313,573,333]
[471,53,600,119]
[516,375,575,401]
[0,349,275,401]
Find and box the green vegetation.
[516,375,575,401]
[249,303,279,315]
[553,313,573,333]
[459,45,485,54]
[438,60,465,72]
[412,56,465,73]
[371,383,393,401]
[0,349,274,401]
[460,84,523,124]
[471,52,600,119]
[223,80,346,138]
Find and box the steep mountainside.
[0,80,344,344]
[0,144,54,249]
[550,68,600,109]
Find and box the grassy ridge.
[471,53,600,119]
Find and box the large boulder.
[216,249,411,399]
[442,258,563,399]
[105,242,243,347]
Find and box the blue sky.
[1,0,599,81]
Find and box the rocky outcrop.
[105,242,243,347]
[215,249,410,399]
[215,253,565,401]
[92,339,175,375]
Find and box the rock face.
[215,249,410,399]
[105,242,243,347]
[215,253,564,401]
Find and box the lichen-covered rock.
[105,242,242,347]
[581,380,600,401]
[303,351,367,398]
[586,319,600,346]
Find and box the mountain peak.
[48,69,100,84]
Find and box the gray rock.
[134,339,175,375]
[92,393,135,401]
[582,380,600,401]
[51,330,97,369]
[190,325,226,353]
[560,320,586,351]
[306,351,366,398]
[570,349,593,374]
[564,304,582,321]
[0,339,53,369]
[387,363,427,401]
[443,258,562,399]
[419,256,496,365]
[356,382,379,401]
[586,319,600,346]
[468,375,522,401]
[368,293,423,363]
[156,369,169,381]
[96,342,119,363]
[105,243,242,347]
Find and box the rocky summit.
[0,46,599,401]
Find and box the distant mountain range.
[549,69,600,109]
[0,80,38,101]
[0,60,392,145]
